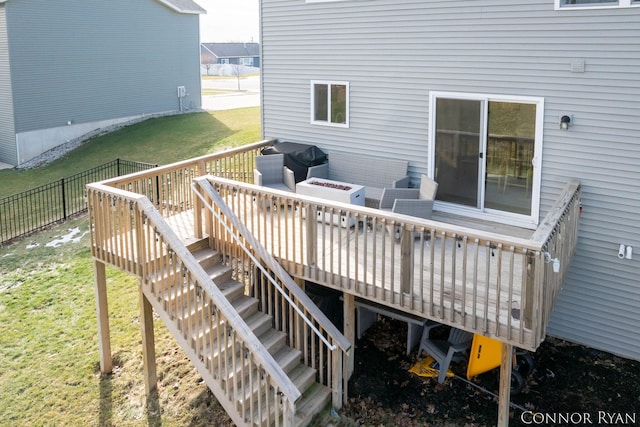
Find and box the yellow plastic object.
[409,355,454,378]
[466,334,503,380]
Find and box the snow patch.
[44,228,89,248]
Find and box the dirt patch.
[336,317,640,426]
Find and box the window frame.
[428,91,545,229]
[310,80,350,128]
[555,0,640,9]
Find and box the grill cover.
[261,142,327,182]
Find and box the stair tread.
[185,238,209,252]
[235,358,317,409]
[203,262,234,283]
[293,382,332,427]
[191,248,222,270]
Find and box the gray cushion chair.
[417,322,474,384]
[379,174,438,239]
[253,154,296,192]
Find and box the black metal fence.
[0,159,157,245]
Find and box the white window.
[429,92,544,228]
[556,0,640,9]
[240,57,253,66]
[310,81,349,128]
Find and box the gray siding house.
[0,0,205,166]
[201,42,261,68]
[260,0,640,361]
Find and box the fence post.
[117,158,121,176]
[61,178,67,220]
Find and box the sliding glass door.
[430,93,543,226]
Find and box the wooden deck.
[87,140,580,427]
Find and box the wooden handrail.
[193,176,352,355]
[531,179,581,245]
[99,138,276,188]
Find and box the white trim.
[154,0,206,15]
[555,0,640,10]
[310,80,350,128]
[428,91,544,229]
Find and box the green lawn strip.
[0,107,260,197]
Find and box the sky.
[198,0,259,43]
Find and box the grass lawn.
[0,107,260,198]
[0,107,260,426]
[0,218,235,426]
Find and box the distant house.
[201,42,261,71]
[0,0,205,167]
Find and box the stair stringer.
[139,281,252,427]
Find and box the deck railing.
[87,182,305,426]
[91,140,579,352]
[192,176,351,408]
[97,140,274,219]
[198,176,580,351]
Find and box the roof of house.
[156,0,206,14]
[201,42,260,59]
[0,0,205,14]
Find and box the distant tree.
[231,63,246,91]
[204,63,213,76]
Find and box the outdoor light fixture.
[560,115,571,130]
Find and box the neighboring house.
[259,0,640,361]
[0,0,205,167]
[201,42,261,69]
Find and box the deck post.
[306,205,317,268]
[139,282,158,395]
[193,182,203,239]
[93,259,112,373]
[497,343,513,427]
[332,341,344,410]
[343,293,356,387]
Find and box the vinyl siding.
[7,0,202,135]
[260,0,640,360]
[0,4,16,165]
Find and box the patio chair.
[253,154,296,192]
[379,175,438,240]
[417,323,473,384]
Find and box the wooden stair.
[148,238,331,426]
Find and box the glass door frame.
[428,91,545,228]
